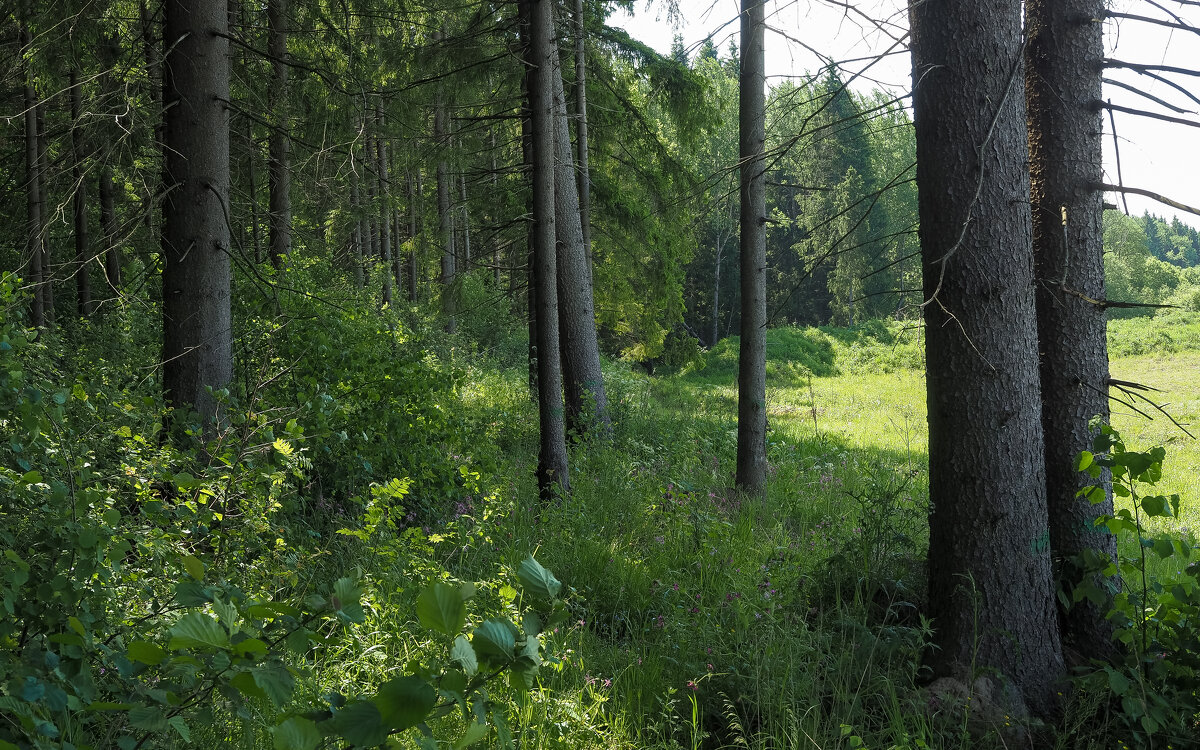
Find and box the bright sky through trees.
[614,0,1200,225]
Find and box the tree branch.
[1103,78,1195,114]
[1103,58,1200,79]
[1104,10,1200,36]
[1100,100,1200,129]
[1092,182,1200,218]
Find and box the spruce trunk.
[911,0,1064,713]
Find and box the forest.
[3,0,1200,747]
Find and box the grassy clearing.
[198,315,1197,749]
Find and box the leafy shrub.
[1067,422,1200,746]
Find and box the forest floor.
[429,314,1200,749]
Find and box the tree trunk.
[521,56,538,399]
[407,170,419,300]
[349,151,365,289]
[162,0,233,424]
[21,18,45,328]
[267,0,291,270]
[36,104,54,325]
[572,0,592,266]
[71,70,94,318]
[100,168,121,294]
[736,0,767,493]
[375,101,393,307]
[1026,0,1117,653]
[911,0,1064,714]
[550,22,609,436]
[525,0,570,499]
[140,0,162,236]
[436,78,457,331]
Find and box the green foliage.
[1068,423,1200,746]
[686,320,923,383]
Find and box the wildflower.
[687,680,698,691]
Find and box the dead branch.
[1100,101,1200,129]
[1092,182,1200,218]
[1103,78,1195,114]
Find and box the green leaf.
[1076,451,1094,471]
[472,620,516,665]
[1153,538,1175,559]
[129,705,167,731]
[234,638,269,660]
[181,554,204,581]
[1141,495,1172,518]
[328,700,387,748]
[168,613,229,651]
[253,664,295,708]
[273,717,321,750]
[453,721,490,750]
[417,583,466,637]
[517,556,561,599]
[1107,668,1130,696]
[374,675,436,732]
[450,635,477,677]
[128,640,167,666]
[168,716,190,743]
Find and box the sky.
[612,0,1200,227]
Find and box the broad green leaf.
[231,671,266,702]
[1075,451,1094,471]
[168,716,190,742]
[417,583,466,637]
[128,641,167,666]
[1153,538,1175,559]
[1107,668,1130,696]
[450,635,477,677]
[253,664,295,708]
[181,555,204,581]
[1141,495,1172,518]
[129,705,167,731]
[374,675,436,732]
[453,721,490,750]
[517,556,561,599]
[168,613,229,651]
[273,717,321,750]
[472,620,516,664]
[328,700,387,748]
[234,638,269,660]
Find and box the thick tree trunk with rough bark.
[911,0,1064,715]
[267,0,291,270]
[1026,0,1117,654]
[162,0,233,424]
[550,24,609,437]
[524,0,570,499]
[736,0,767,493]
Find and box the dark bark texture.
[1026,0,1118,652]
[736,0,768,494]
[911,0,1064,715]
[267,0,291,270]
[22,19,45,328]
[550,23,609,437]
[71,70,93,317]
[162,0,233,424]
[524,0,570,499]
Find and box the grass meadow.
[190,313,1199,748]
[425,313,1200,748]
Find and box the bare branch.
[1103,78,1195,114]
[1104,10,1200,36]
[1093,182,1200,218]
[1106,102,1131,214]
[1103,58,1200,79]
[1100,100,1200,129]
